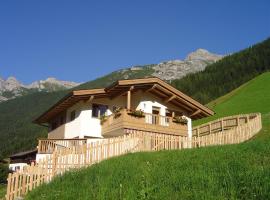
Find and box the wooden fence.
[6,113,262,200]
[6,134,140,200]
[191,113,262,147]
[38,138,87,154]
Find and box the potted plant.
[99,114,107,125]
[173,116,188,125]
[128,109,145,118]
[113,107,123,118]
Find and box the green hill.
[0,37,270,161]
[25,72,270,200]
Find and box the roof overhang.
[9,149,38,159]
[34,77,214,124]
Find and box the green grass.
[194,71,270,126]
[0,184,6,200]
[26,72,270,200]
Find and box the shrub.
[173,116,188,124]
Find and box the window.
[92,104,108,118]
[51,121,58,130]
[165,109,172,117]
[70,110,76,121]
[60,116,65,125]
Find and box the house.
[9,149,37,171]
[34,77,214,160]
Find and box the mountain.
[76,49,222,89]
[0,49,222,103]
[0,37,269,161]
[0,77,80,102]
[152,49,223,80]
[106,48,222,81]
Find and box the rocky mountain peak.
[152,49,223,80]
[4,76,22,91]
[185,48,222,62]
[0,76,80,102]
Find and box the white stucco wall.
[183,116,192,138]
[63,101,103,138]
[9,163,28,171]
[36,153,51,163]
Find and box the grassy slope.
[0,184,6,200]
[26,73,270,200]
[195,71,270,126]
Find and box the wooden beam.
[170,99,193,112]
[165,95,176,103]
[190,109,201,117]
[127,90,131,110]
[85,95,94,103]
[110,86,134,99]
[145,84,157,93]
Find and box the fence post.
[6,173,11,200]
[221,119,224,132]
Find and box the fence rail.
[6,113,262,200]
[38,139,87,154]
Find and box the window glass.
[60,116,65,125]
[51,121,58,130]
[92,104,108,118]
[70,110,76,121]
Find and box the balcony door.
[151,106,160,125]
[92,104,108,118]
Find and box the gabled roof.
[9,149,37,159]
[34,77,214,124]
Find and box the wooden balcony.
[101,109,188,137]
[38,139,87,154]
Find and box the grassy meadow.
[25,72,270,199]
[0,184,6,200]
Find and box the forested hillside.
[172,38,270,103]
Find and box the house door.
[152,106,160,124]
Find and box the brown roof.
[34,77,214,124]
[9,149,38,158]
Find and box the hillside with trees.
[171,38,270,104]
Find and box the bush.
[0,164,9,184]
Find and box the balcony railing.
[101,109,188,136]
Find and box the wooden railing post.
[37,140,41,153]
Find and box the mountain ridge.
[0,77,80,102]
[0,48,223,102]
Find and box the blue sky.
[0,0,269,84]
